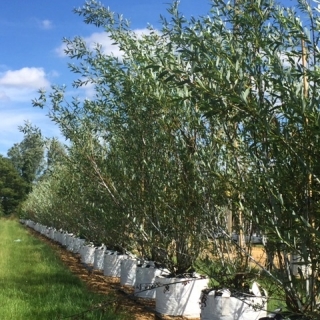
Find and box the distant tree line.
[0,122,65,215]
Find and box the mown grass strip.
[0,219,126,320]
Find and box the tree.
[32,1,222,273]
[7,122,45,192]
[28,0,320,316]
[152,0,320,315]
[42,138,67,177]
[0,156,28,215]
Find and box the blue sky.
[0,0,297,156]
[0,0,217,156]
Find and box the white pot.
[61,233,67,246]
[290,253,311,277]
[45,227,51,237]
[120,258,139,286]
[93,248,106,270]
[66,235,75,252]
[73,238,85,254]
[48,228,55,239]
[156,276,208,318]
[40,225,46,235]
[134,265,169,299]
[27,220,35,228]
[103,253,127,277]
[54,231,61,243]
[80,245,95,264]
[200,282,267,320]
[39,224,43,234]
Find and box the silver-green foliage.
[26,0,320,315]
[155,0,320,314]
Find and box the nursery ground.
[26,224,205,320]
[0,218,126,320]
[25,223,278,320]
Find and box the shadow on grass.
[0,221,126,320]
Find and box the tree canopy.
[7,122,45,193]
[23,0,320,316]
[0,156,28,215]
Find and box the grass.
[0,218,126,320]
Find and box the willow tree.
[29,0,320,314]
[31,0,237,278]
[149,0,320,316]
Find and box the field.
[0,218,287,319]
[0,218,126,320]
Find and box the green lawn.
[0,219,126,320]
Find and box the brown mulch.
[26,227,199,320]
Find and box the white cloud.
[80,81,96,99]
[0,67,50,104]
[55,32,122,58]
[40,19,53,30]
[0,67,50,89]
[86,32,123,57]
[55,44,66,57]
[278,51,303,69]
[0,87,39,103]
[134,28,159,38]
[56,28,158,58]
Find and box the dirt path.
[27,228,200,320]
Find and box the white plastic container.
[35,223,40,232]
[54,231,61,243]
[120,258,139,286]
[156,275,208,318]
[200,282,267,320]
[48,228,55,239]
[66,234,75,252]
[61,233,67,246]
[134,264,170,299]
[27,220,35,229]
[103,253,127,277]
[80,245,95,264]
[40,225,46,235]
[73,238,85,254]
[93,247,106,270]
[290,253,311,277]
